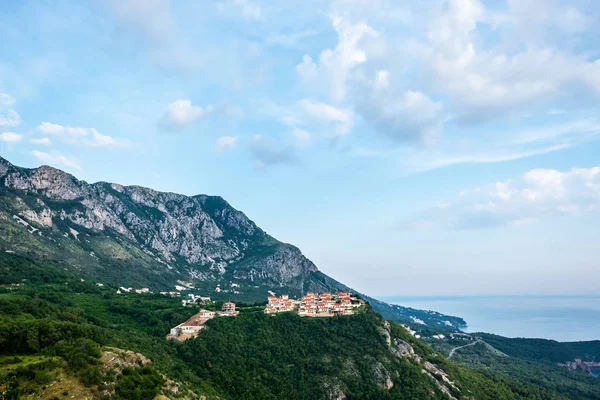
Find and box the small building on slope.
[166,309,215,341]
[222,302,236,314]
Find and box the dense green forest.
[1,252,600,399]
[475,333,600,363]
[447,340,600,400]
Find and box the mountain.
[0,252,573,399]
[0,155,464,329]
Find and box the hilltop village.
[166,292,365,341]
[266,292,365,316]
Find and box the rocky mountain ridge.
[0,155,465,328]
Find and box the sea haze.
[383,296,600,342]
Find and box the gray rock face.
[0,155,467,329]
[0,156,318,289]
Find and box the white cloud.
[31,150,81,170]
[0,132,23,144]
[297,99,355,137]
[296,15,379,101]
[0,93,15,107]
[30,137,52,146]
[266,29,322,48]
[374,70,389,89]
[402,166,600,229]
[87,131,121,148]
[37,122,126,148]
[0,109,21,128]
[0,93,21,128]
[249,135,298,168]
[506,0,595,41]
[292,128,312,146]
[260,99,355,141]
[215,136,238,152]
[291,0,600,161]
[38,122,88,138]
[358,89,445,145]
[419,0,600,122]
[158,99,212,131]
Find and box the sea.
[383,295,600,342]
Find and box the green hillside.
[3,252,595,399]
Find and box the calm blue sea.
[383,296,600,342]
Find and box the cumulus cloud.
[402,166,600,229]
[0,132,23,144]
[419,0,600,122]
[31,150,81,170]
[297,99,355,137]
[0,109,21,128]
[0,93,15,107]
[249,135,298,168]
[0,93,21,128]
[30,137,52,146]
[357,89,445,145]
[296,15,379,101]
[215,136,238,152]
[37,122,126,148]
[291,1,600,161]
[158,99,213,132]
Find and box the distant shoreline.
[383,295,600,342]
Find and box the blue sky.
[1,0,600,296]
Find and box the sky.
[1,0,600,297]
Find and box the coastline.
[382,295,600,342]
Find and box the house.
[334,304,346,314]
[264,305,277,314]
[166,310,215,341]
[222,302,236,313]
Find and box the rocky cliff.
[0,156,465,328]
